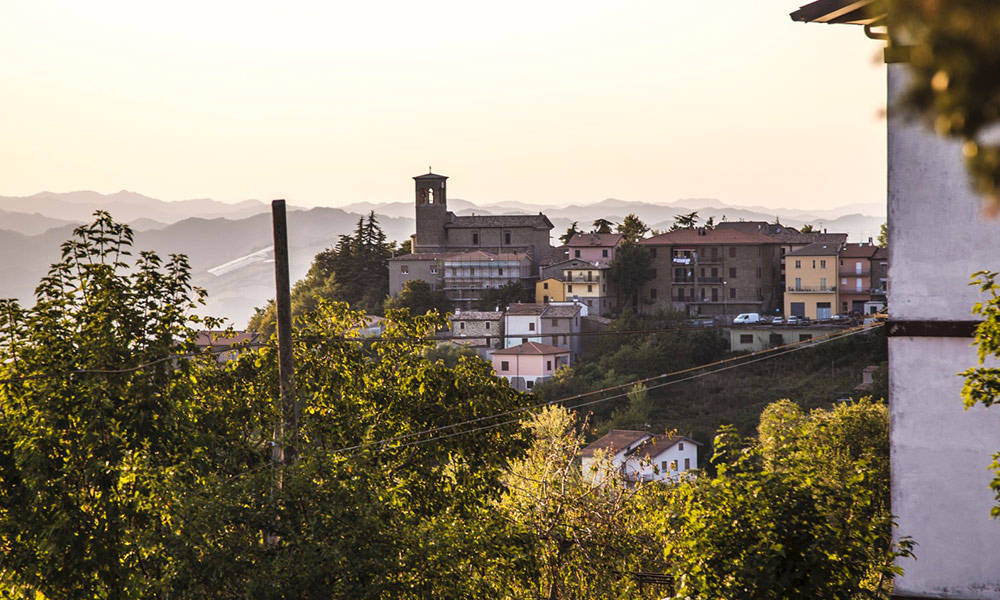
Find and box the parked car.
[733,312,762,324]
[786,315,800,325]
[772,316,784,325]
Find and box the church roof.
[413,172,448,180]
[446,213,553,230]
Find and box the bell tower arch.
[413,171,449,252]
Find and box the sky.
[0,1,887,211]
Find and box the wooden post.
[271,199,297,466]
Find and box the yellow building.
[564,265,613,314]
[535,277,565,304]
[784,243,839,319]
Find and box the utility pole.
[271,200,297,468]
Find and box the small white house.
[580,429,700,484]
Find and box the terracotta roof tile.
[580,430,651,457]
[492,341,571,356]
[640,228,779,245]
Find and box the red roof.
[640,228,778,246]
[580,430,650,457]
[492,341,571,356]
[567,233,624,247]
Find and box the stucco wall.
[888,63,1000,598]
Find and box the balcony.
[698,256,723,264]
[838,270,871,278]
[672,278,696,284]
[787,286,836,293]
[700,276,724,284]
[672,257,695,265]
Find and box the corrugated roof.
[492,341,571,356]
[580,430,651,457]
[640,228,779,246]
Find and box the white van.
[733,313,762,324]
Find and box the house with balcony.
[784,243,839,319]
[580,429,700,484]
[491,341,570,392]
[536,258,615,314]
[441,251,534,311]
[638,228,782,318]
[838,242,880,314]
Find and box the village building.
[580,430,700,484]
[491,342,570,392]
[503,302,584,360]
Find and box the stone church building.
[389,172,554,310]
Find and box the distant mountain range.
[0,190,885,326]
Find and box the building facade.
[784,243,839,319]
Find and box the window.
[498,268,503,276]
[587,284,593,292]
[504,231,512,245]
[729,267,736,278]
[855,261,862,274]
[740,334,754,343]
[551,318,559,326]
[841,278,847,285]
[546,360,552,370]
[794,277,802,290]
[568,284,573,292]
[500,361,509,371]
[820,277,827,289]
[679,442,684,450]
[820,259,827,268]
[521,337,528,344]
[650,288,658,299]
[729,287,736,299]
[459,322,465,330]
[661,460,668,471]
[543,282,549,290]
[799,334,813,342]
[472,232,479,245]
[470,267,475,275]
[485,322,491,329]
[400,265,409,274]
[485,336,491,345]
[528,322,536,331]
[574,249,581,258]
[812,260,816,268]
[684,458,690,470]
[602,249,608,258]
[526,380,533,389]
[770,333,783,345]
[794,260,801,269]
[729,247,736,258]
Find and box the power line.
[326,323,883,455]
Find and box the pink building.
[567,233,624,264]
[491,341,571,392]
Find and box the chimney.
[868,237,873,245]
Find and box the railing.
[787,286,836,293]
[698,256,723,264]
[700,277,724,284]
[672,257,695,265]
[671,278,695,284]
[838,270,871,277]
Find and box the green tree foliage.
[0,212,218,598]
[249,211,398,335]
[608,242,655,310]
[960,270,1000,516]
[800,223,815,233]
[559,222,582,245]
[670,211,699,231]
[383,278,451,315]
[501,406,664,600]
[478,280,529,311]
[659,401,912,600]
[592,218,614,234]
[877,222,888,247]
[616,213,649,243]
[885,0,1000,205]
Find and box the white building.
[503,302,584,360]
[580,429,700,484]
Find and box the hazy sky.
[1,1,886,211]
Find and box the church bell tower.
[413,171,449,252]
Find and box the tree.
[559,222,581,245]
[592,218,614,234]
[478,280,528,311]
[877,222,888,247]
[384,279,451,316]
[659,408,913,600]
[960,270,1000,516]
[608,242,654,310]
[501,406,663,600]
[616,214,650,243]
[249,211,395,334]
[801,224,816,233]
[670,211,699,231]
[885,1,1000,206]
[0,212,218,598]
